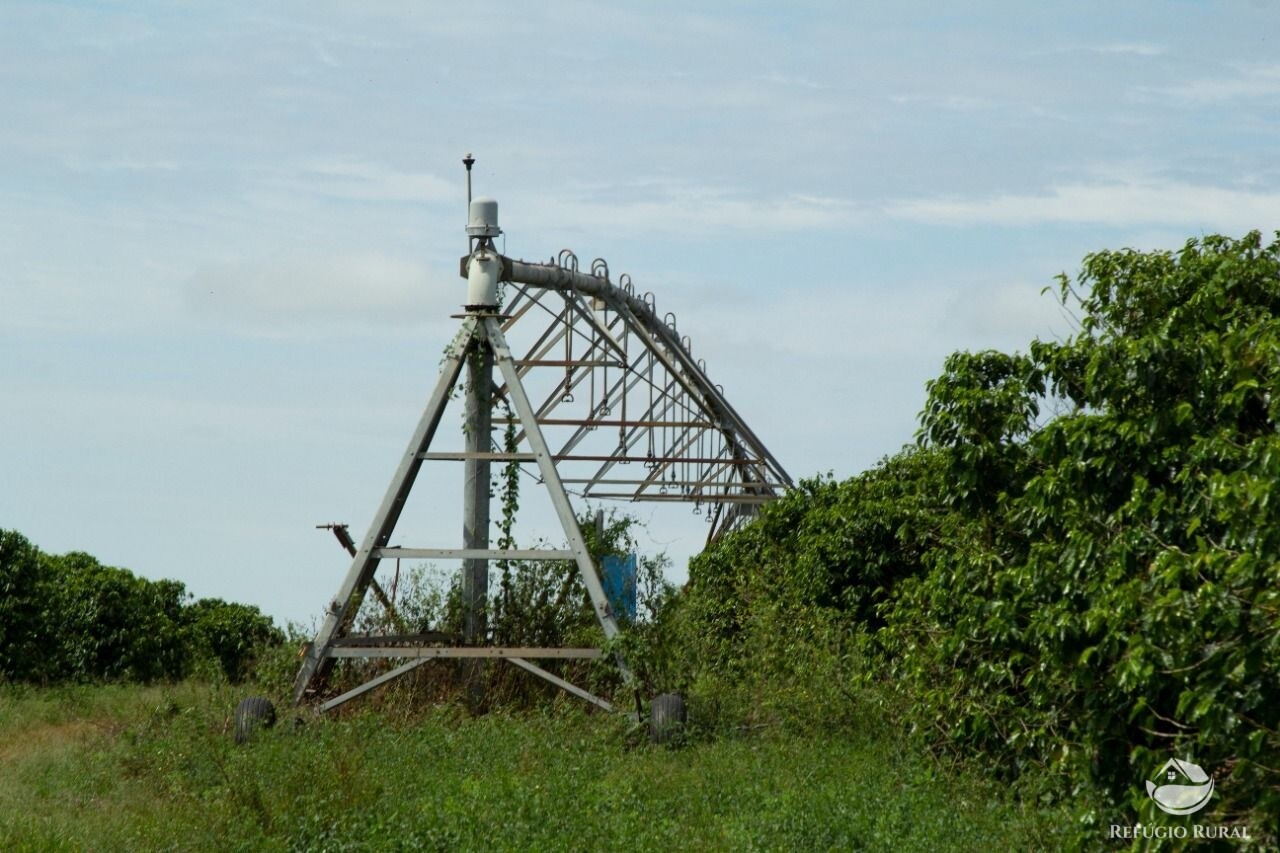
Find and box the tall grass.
[0,681,1071,851]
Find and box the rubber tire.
[649,693,687,744]
[234,696,276,744]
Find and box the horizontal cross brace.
[418,451,538,461]
[497,418,714,428]
[326,646,603,660]
[555,455,757,465]
[567,478,776,487]
[372,547,575,561]
[421,452,760,466]
[514,359,620,368]
[586,492,777,503]
[332,632,451,647]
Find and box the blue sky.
[3,1,1279,626]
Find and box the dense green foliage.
[0,530,281,685]
[0,530,44,679]
[0,682,1071,850]
[678,232,1280,841]
[903,232,1280,830]
[185,597,287,683]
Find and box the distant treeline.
[0,529,281,684]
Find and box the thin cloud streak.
[185,252,457,335]
[277,159,457,204]
[1151,64,1280,102]
[532,185,868,235]
[522,178,1280,237]
[1088,42,1166,56]
[887,181,1280,233]
[1045,42,1167,57]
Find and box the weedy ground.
[0,682,1072,851]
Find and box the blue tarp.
[602,553,637,622]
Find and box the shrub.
[0,531,283,686]
[0,529,44,682]
[185,598,283,683]
[895,232,1280,832]
[675,450,948,729]
[37,551,191,682]
[675,233,1280,840]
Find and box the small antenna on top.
[462,153,475,206]
[463,153,477,252]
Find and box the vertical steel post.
[462,343,492,644]
[461,189,501,652]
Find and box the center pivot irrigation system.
[290,157,792,718]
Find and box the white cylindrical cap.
[466,197,501,237]
[466,249,501,307]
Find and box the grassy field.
[0,682,1073,851]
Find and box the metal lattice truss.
[494,252,792,539]
[292,242,791,712]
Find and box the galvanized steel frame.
[293,248,791,712]
[293,316,626,710]
[493,254,792,542]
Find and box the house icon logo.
[1146,758,1214,815]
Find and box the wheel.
[234,696,276,744]
[649,693,687,744]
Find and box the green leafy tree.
[42,551,191,682]
[184,598,283,682]
[1,531,283,686]
[0,529,45,681]
[677,232,1279,838]
[892,231,1280,831]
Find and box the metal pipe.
[501,259,792,491]
[462,344,492,644]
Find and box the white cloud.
[264,159,457,205]
[940,279,1075,345]
[186,251,460,334]
[1064,42,1167,57]
[886,93,998,111]
[679,284,939,364]
[530,182,867,235]
[1156,63,1280,101]
[312,38,341,69]
[65,156,181,173]
[886,181,1280,233]
[1092,42,1166,56]
[685,276,1070,371]
[752,71,831,91]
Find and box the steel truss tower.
[294,187,792,712]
